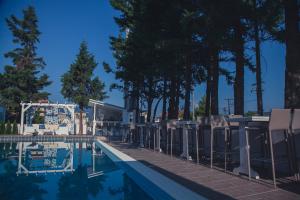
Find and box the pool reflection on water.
[0,142,153,200]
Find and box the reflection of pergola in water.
[17,142,74,175]
[87,142,119,179]
[16,142,113,178]
[87,143,103,178]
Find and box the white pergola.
[20,102,76,135]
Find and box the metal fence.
[101,118,300,188]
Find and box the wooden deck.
[110,141,300,200]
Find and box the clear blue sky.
[0,0,286,113]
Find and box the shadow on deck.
[110,141,300,200]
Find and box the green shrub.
[12,121,18,134]
[33,110,44,124]
[5,121,11,135]
[0,121,5,134]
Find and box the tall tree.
[231,1,248,115]
[248,0,283,115]
[108,0,143,123]
[109,0,178,121]
[0,6,51,121]
[198,0,231,115]
[181,3,198,120]
[61,41,106,134]
[284,0,300,108]
[253,0,264,115]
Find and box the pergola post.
[92,142,95,172]
[72,107,75,135]
[20,103,24,135]
[70,144,74,172]
[93,104,96,136]
[17,142,23,174]
[20,103,32,135]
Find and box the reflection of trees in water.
[0,143,4,159]
[123,174,153,200]
[57,165,106,200]
[95,155,118,172]
[0,161,47,200]
[0,143,17,160]
[108,174,152,200]
[4,143,11,158]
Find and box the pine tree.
[109,0,164,122]
[194,0,233,115]
[194,96,208,118]
[247,0,283,115]
[0,6,51,121]
[108,0,286,119]
[61,41,107,134]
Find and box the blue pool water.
[0,142,153,200]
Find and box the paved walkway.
[110,141,300,200]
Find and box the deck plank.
[110,141,300,200]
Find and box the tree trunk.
[284,0,300,108]
[168,77,176,119]
[135,94,140,123]
[79,105,83,135]
[210,48,219,115]
[146,78,153,122]
[254,14,263,115]
[175,76,180,118]
[146,98,153,122]
[205,65,211,116]
[234,19,245,115]
[153,97,162,122]
[162,77,167,120]
[184,57,192,120]
[133,82,140,123]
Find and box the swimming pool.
[0,142,153,200]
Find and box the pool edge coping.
[95,139,206,200]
